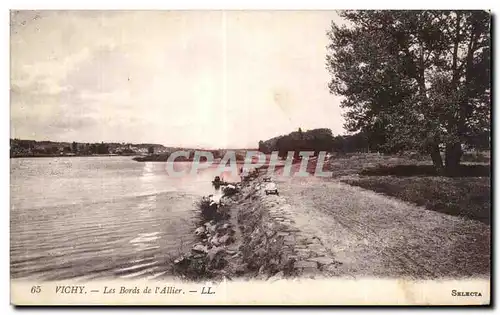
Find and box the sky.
[10,10,346,149]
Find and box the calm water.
[10,156,237,281]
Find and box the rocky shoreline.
[172,167,340,282]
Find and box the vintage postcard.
[10,10,491,306]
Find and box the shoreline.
[171,167,338,282]
[10,154,139,159]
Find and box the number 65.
[30,286,41,294]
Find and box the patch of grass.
[196,196,231,222]
[360,164,490,177]
[462,151,490,163]
[326,152,491,177]
[197,198,219,221]
[222,185,238,196]
[342,176,491,225]
[325,153,429,178]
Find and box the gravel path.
[273,176,490,279]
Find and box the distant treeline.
[257,127,395,157]
[258,128,336,158]
[10,138,258,161]
[258,127,490,158]
[9,138,168,158]
[258,128,379,157]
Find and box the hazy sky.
[11,10,346,148]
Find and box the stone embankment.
[172,184,241,280]
[173,169,340,281]
[236,173,341,280]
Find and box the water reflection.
[10,157,206,280]
[10,157,244,280]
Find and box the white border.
[3,0,499,10]
[3,0,498,314]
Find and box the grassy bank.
[342,176,490,225]
[325,153,428,178]
[328,153,491,225]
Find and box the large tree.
[326,10,491,172]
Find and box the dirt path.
[274,176,490,279]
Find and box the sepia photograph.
[9,9,491,306]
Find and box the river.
[10,156,238,281]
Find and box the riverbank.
[11,153,136,158]
[171,154,490,281]
[324,153,491,225]
[171,168,339,281]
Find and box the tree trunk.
[429,144,444,172]
[445,142,463,175]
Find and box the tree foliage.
[326,10,491,171]
[258,128,334,158]
[332,132,371,154]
